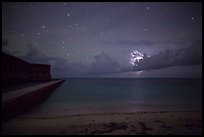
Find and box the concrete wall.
[2,80,65,121]
[29,64,51,81]
[2,53,51,82]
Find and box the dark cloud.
[90,52,121,74]
[2,3,202,78]
[11,43,89,78]
[133,40,202,71]
[23,44,44,62]
[98,65,202,78]
[117,40,154,46]
[102,40,184,47]
[139,65,202,78]
[102,40,154,47]
[2,39,9,47]
[50,59,89,78]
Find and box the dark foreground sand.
[2,111,202,135]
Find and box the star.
[22,33,25,36]
[191,17,194,20]
[37,32,40,35]
[146,6,150,10]
[67,13,70,17]
[42,25,45,29]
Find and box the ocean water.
[25,78,202,116]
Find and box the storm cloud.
[2,3,202,78]
[90,52,121,74]
[102,40,184,47]
[23,46,90,78]
[133,40,202,71]
[102,40,154,47]
[2,39,9,47]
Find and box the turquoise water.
[26,78,202,116]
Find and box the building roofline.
[30,63,51,67]
[2,52,29,64]
[2,52,51,67]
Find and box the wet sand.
[2,111,202,135]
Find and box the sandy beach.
[2,111,202,135]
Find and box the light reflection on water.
[25,78,202,116]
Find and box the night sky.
[2,2,202,78]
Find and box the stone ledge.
[2,80,65,121]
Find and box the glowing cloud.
[130,50,144,66]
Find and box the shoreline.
[21,110,202,119]
[21,105,202,119]
[2,110,202,135]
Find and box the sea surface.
[25,78,202,116]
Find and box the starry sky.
[2,2,202,78]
